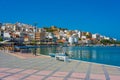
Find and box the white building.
[48,33,54,39]
[13,25,16,31]
[99,35,104,40]
[74,37,78,43]
[29,33,35,39]
[72,33,79,43]
[86,39,92,44]
[68,36,74,45]
[104,36,110,40]
[15,31,21,36]
[78,31,81,38]
[92,34,100,40]
[74,30,79,33]
[81,36,86,39]
[1,26,5,30]
[59,30,64,36]
[4,32,11,38]
[3,32,11,40]
[64,30,68,33]
[82,39,92,44]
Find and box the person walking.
[33,48,37,56]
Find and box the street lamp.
[10,36,14,53]
[33,23,37,56]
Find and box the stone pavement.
[0,51,120,80]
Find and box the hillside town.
[0,22,118,46]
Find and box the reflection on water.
[31,46,120,66]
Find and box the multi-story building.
[66,31,72,38]
[53,31,60,39]
[24,35,29,42]
[81,36,86,40]
[86,32,92,39]
[35,32,40,41]
[1,25,5,31]
[81,32,86,36]
[3,32,11,40]
[104,36,110,40]
[92,34,100,40]
[68,36,74,45]
[28,32,35,40]
[35,31,46,41]
[77,31,82,38]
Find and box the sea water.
[33,46,120,67]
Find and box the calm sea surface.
[30,46,120,67]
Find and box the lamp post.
[33,23,37,56]
[10,36,14,53]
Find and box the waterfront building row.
[0,22,117,45]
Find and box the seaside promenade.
[0,51,120,80]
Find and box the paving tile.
[0,73,10,78]
[3,77,19,80]
[20,69,37,74]
[52,71,68,77]
[3,73,25,80]
[74,63,88,73]
[71,72,86,79]
[67,78,83,80]
[106,67,120,75]
[91,65,104,74]
[110,75,120,80]
[60,67,73,72]
[24,75,45,80]
[36,70,52,75]
[5,68,23,73]
[1,50,120,80]
[0,68,10,72]
[90,74,106,80]
[46,76,64,80]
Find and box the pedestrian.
[33,48,37,56]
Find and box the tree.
[100,39,112,45]
[115,41,120,44]
[0,36,3,41]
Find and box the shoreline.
[70,59,120,68]
[10,51,120,68]
[1,49,120,68]
[1,50,50,59]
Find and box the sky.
[0,0,120,40]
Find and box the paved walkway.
[0,51,120,80]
